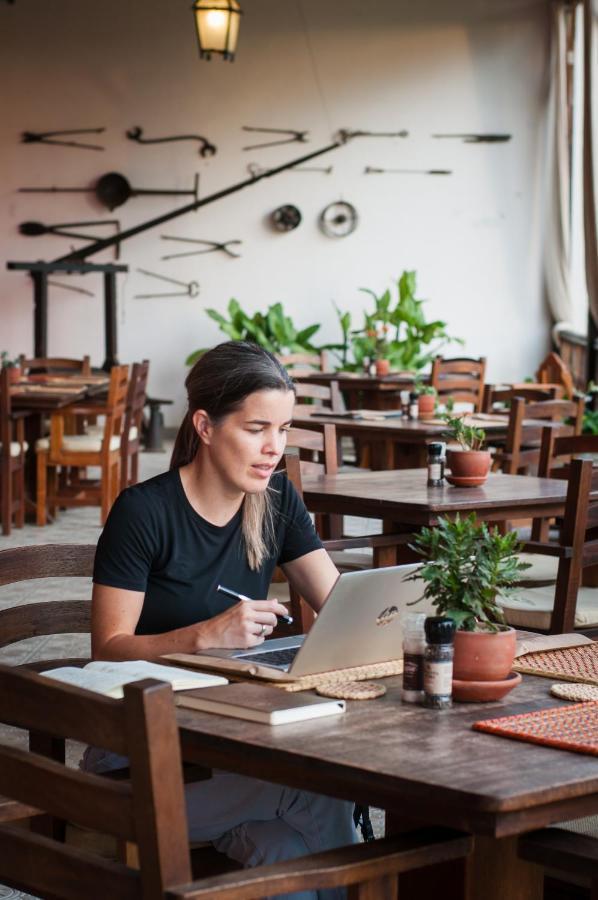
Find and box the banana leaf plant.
[186,299,322,365]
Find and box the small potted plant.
[415,383,436,418]
[1,352,21,384]
[442,412,490,486]
[407,513,529,700]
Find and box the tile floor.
[0,446,384,897]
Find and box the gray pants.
[83,748,357,900]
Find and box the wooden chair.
[19,355,91,376]
[294,380,344,414]
[121,360,150,491]
[498,457,598,634]
[35,364,129,525]
[519,827,598,899]
[535,351,575,398]
[482,384,560,413]
[430,356,486,412]
[278,350,330,373]
[492,395,584,476]
[0,543,95,671]
[0,368,27,536]
[0,664,472,900]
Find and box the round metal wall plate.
[319,201,358,238]
[271,204,302,232]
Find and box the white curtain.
[544,3,575,328]
[584,0,598,330]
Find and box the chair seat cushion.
[499,586,598,629]
[0,441,29,457]
[36,434,121,453]
[516,553,559,583]
[87,425,138,441]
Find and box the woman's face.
[195,389,295,496]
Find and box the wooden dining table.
[177,672,598,900]
[301,468,571,532]
[294,370,424,411]
[293,408,511,470]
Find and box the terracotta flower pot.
[417,394,435,418]
[6,367,21,384]
[445,448,491,486]
[374,358,390,376]
[453,627,517,682]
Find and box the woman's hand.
[197,598,289,650]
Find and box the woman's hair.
[171,341,295,570]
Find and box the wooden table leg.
[386,811,467,900]
[465,835,543,900]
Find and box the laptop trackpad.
[233,635,305,671]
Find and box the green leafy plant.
[329,271,461,373]
[406,513,529,631]
[441,412,486,451]
[413,377,436,397]
[186,299,322,365]
[0,352,18,369]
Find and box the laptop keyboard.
[236,647,300,669]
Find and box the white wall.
[0,0,552,424]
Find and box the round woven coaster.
[550,682,598,702]
[316,681,386,701]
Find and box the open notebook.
[40,660,228,699]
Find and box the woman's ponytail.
[170,411,199,470]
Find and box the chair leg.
[349,873,398,900]
[1,467,10,536]
[16,460,25,529]
[36,451,47,527]
[101,463,111,525]
[119,450,128,493]
[112,461,120,505]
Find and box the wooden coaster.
[316,681,386,701]
[550,683,598,702]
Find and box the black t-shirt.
[93,469,322,635]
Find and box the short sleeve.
[275,476,323,565]
[93,489,158,592]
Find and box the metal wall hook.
[21,128,106,151]
[126,126,217,158]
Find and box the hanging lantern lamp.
[192,0,242,61]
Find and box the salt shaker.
[408,391,419,419]
[402,613,426,703]
[427,442,445,486]
[424,616,456,709]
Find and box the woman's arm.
[91,584,289,661]
[281,548,339,614]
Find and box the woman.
[90,341,357,900]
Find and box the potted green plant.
[328,271,462,374]
[1,352,21,384]
[442,413,491,486]
[407,513,529,699]
[186,299,322,365]
[415,383,436,418]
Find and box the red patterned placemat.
[473,702,598,756]
[513,643,598,685]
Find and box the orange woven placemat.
[513,643,598,686]
[473,702,598,756]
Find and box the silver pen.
[216,584,294,626]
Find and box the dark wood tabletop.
[301,468,570,526]
[11,374,109,410]
[177,674,598,838]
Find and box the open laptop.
[202,564,425,678]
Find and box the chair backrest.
[0,665,192,900]
[482,384,559,413]
[286,424,338,476]
[124,360,150,436]
[498,396,584,475]
[430,356,486,412]
[527,455,597,632]
[19,356,91,376]
[278,351,330,373]
[0,368,12,472]
[0,544,95,670]
[103,364,130,444]
[294,380,344,414]
[535,351,575,398]
[538,427,598,485]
